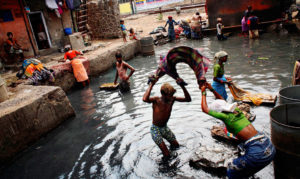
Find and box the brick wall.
[0,0,35,58]
[87,0,121,39]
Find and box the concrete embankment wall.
[0,40,141,164]
[50,40,141,92]
[0,85,75,165]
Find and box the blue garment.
[120,24,126,31]
[227,133,276,179]
[166,20,177,40]
[212,75,228,100]
[249,16,259,30]
[168,28,175,40]
[66,0,74,9]
[217,34,227,40]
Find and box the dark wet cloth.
[150,124,176,145]
[119,80,130,92]
[248,16,259,30]
[227,133,275,179]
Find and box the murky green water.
[2,33,300,179]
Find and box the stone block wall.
[0,85,75,164]
[87,0,121,39]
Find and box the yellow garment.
[228,82,275,106]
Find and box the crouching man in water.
[201,82,275,179]
[62,45,89,87]
[114,52,135,92]
[143,78,191,161]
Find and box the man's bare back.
[143,78,191,126]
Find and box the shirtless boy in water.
[143,78,191,160]
[114,52,135,92]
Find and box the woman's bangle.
[210,88,215,92]
[202,91,206,96]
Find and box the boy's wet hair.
[120,20,124,23]
[196,12,200,15]
[115,51,122,59]
[161,83,176,96]
[7,32,13,37]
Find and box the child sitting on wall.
[129,28,138,40]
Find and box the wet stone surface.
[2,33,300,178]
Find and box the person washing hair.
[212,51,232,100]
[143,78,191,162]
[201,82,275,179]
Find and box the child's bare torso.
[116,62,128,81]
[152,97,175,127]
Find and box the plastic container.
[64,28,72,35]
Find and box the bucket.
[270,103,300,179]
[0,76,9,102]
[140,36,155,56]
[64,28,72,35]
[279,85,300,104]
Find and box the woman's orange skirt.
[71,58,88,82]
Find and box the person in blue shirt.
[164,16,178,41]
[120,20,127,42]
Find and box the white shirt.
[217,23,222,35]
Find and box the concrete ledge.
[0,85,75,164]
[46,40,141,91]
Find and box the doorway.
[28,12,51,50]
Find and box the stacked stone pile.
[87,0,121,39]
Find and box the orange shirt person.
[6,32,25,61]
[63,45,89,86]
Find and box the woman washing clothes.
[62,45,89,86]
[212,51,232,100]
[191,12,203,39]
[201,82,276,179]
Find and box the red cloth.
[6,38,17,46]
[64,50,81,60]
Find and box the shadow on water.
[2,33,300,179]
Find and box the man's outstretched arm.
[143,80,157,103]
[174,78,191,102]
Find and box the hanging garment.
[66,0,74,9]
[45,0,59,9]
[73,0,81,9]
